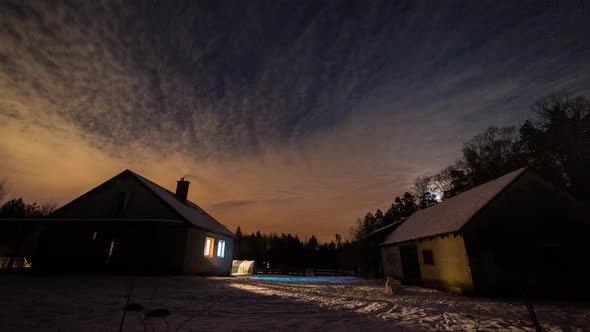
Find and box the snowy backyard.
[0,275,588,331]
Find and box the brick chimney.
[176,177,190,202]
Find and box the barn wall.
[182,228,233,275]
[462,171,590,297]
[51,174,180,220]
[381,245,402,279]
[415,235,473,294]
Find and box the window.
[204,237,214,257]
[422,250,435,265]
[106,238,116,264]
[217,240,226,258]
[113,192,132,215]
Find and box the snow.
[0,275,587,331]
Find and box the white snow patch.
[0,275,588,331]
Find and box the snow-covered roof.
[355,219,404,243]
[381,167,527,245]
[129,171,235,237]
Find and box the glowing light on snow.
[248,276,360,284]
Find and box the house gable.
[50,170,183,221]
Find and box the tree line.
[233,227,353,270]
[0,178,57,218]
[351,91,590,240]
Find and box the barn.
[0,169,235,275]
[380,168,590,297]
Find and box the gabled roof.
[128,170,235,237]
[381,167,527,245]
[50,169,235,238]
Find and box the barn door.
[400,244,421,283]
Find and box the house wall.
[182,228,233,275]
[26,220,187,273]
[52,174,180,220]
[415,235,473,294]
[381,245,402,279]
[462,171,590,297]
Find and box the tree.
[306,235,318,251]
[418,192,438,209]
[462,126,526,186]
[386,192,418,221]
[374,209,385,228]
[0,198,27,218]
[519,92,590,202]
[0,178,9,204]
[40,202,58,216]
[431,163,472,199]
[413,176,439,208]
[349,217,366,240]
[0,198,56,218]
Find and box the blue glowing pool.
[248,275,360,284]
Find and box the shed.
[380,168,590,297]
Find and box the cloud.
[1,0,589,239]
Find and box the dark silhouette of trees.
[0,198,57,218]
[462,126,526,186]
[520,92,590,202]
[413,176,438,209]
[0,178,57,218]
[350,91,590,240]
[233,230,352,271]
[350,192,419,241]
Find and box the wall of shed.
[462,171,590,297]
[382,235,474,294]
[381,245,402,279]
[182,228,233,275]
[51,174,180,220]
[416,235,473,294]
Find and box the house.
[0,169,235,275]
[351,221,404,277]
[380,168,590,297]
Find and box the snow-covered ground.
[0,275,587,331]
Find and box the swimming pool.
[248,275,360,284]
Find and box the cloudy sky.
[1,0,589,240]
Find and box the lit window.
[204,237,214,257]
[217,240,226,258]
[106,238,116,264]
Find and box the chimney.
[176,177,190,202]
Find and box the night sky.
[1,1,589,240]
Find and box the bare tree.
[0,178,9,204]
[40,202,58,216]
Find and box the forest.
[233,91,589,271]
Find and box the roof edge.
[380,167,529,246]
[48,169,133,217]
[127,171,235,237]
